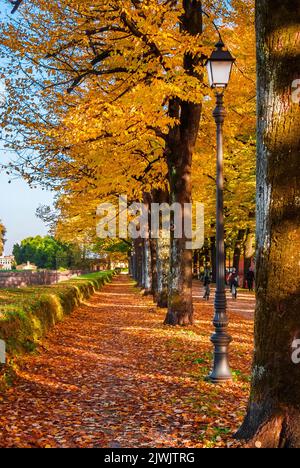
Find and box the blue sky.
[0,166,54,255]
[0,7,54,255]
[0,74,54,256]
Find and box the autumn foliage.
[0,0,256,245]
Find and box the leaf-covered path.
[0,276,253,448]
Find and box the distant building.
[0,256,15,271]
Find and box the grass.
[0,271,115,355]
[76,271,112,280]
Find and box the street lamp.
[206,40,235,384]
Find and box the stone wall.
[0,270,87,288]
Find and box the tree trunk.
[193,250,199,277]
[149,237,158,301]
[154,189,170,308]
[128,252,133,276]
[210,236,216,282]
[135,239,143,288]
[131,246,137,280]
[243,228,255,287]
[149,189,170,308]
[141,239,145,287]
[156,236,170,308]
[133,243,139,282]
[233,229,245,272]
[236,0,300,448]
[142,195,152,295]
[143,238,152,294]
[165,0,203,326]
[148,192,159,300]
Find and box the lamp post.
[206,40,235,384]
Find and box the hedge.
[0,271,115,355]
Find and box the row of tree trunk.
[130,1,203,326]
[131,0,300,446]
[192,230,255,281]
[130,0,300,448]
[130,189,171,316]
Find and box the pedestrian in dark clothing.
[229,268,239,300]
[203,273,211,301]
[246,269,255,292]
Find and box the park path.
[193,281,255,321]
[0,275,254,448]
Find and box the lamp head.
[206,40,236,89]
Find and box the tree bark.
[128,251,133,276]
[210,236,216,282]
[156,236,170,308]
[155,189,170,308]
[134,245,139,282]
[165,0,203,326]
[149,237,158,300]
[141,195,152,295]
[236,0,300,448]
[147,192,159,300]
[135,239,143,288]
[233,229,245,272]
[131,246,137,281]
[143,238,152,294]
[193,250,199,277]
[243,228,255,286]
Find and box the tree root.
[236,404,300,448]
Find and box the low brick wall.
[0,270,88,288]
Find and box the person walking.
[229,268,239,300]
[203,272,212,301]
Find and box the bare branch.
[10,0,23,14]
